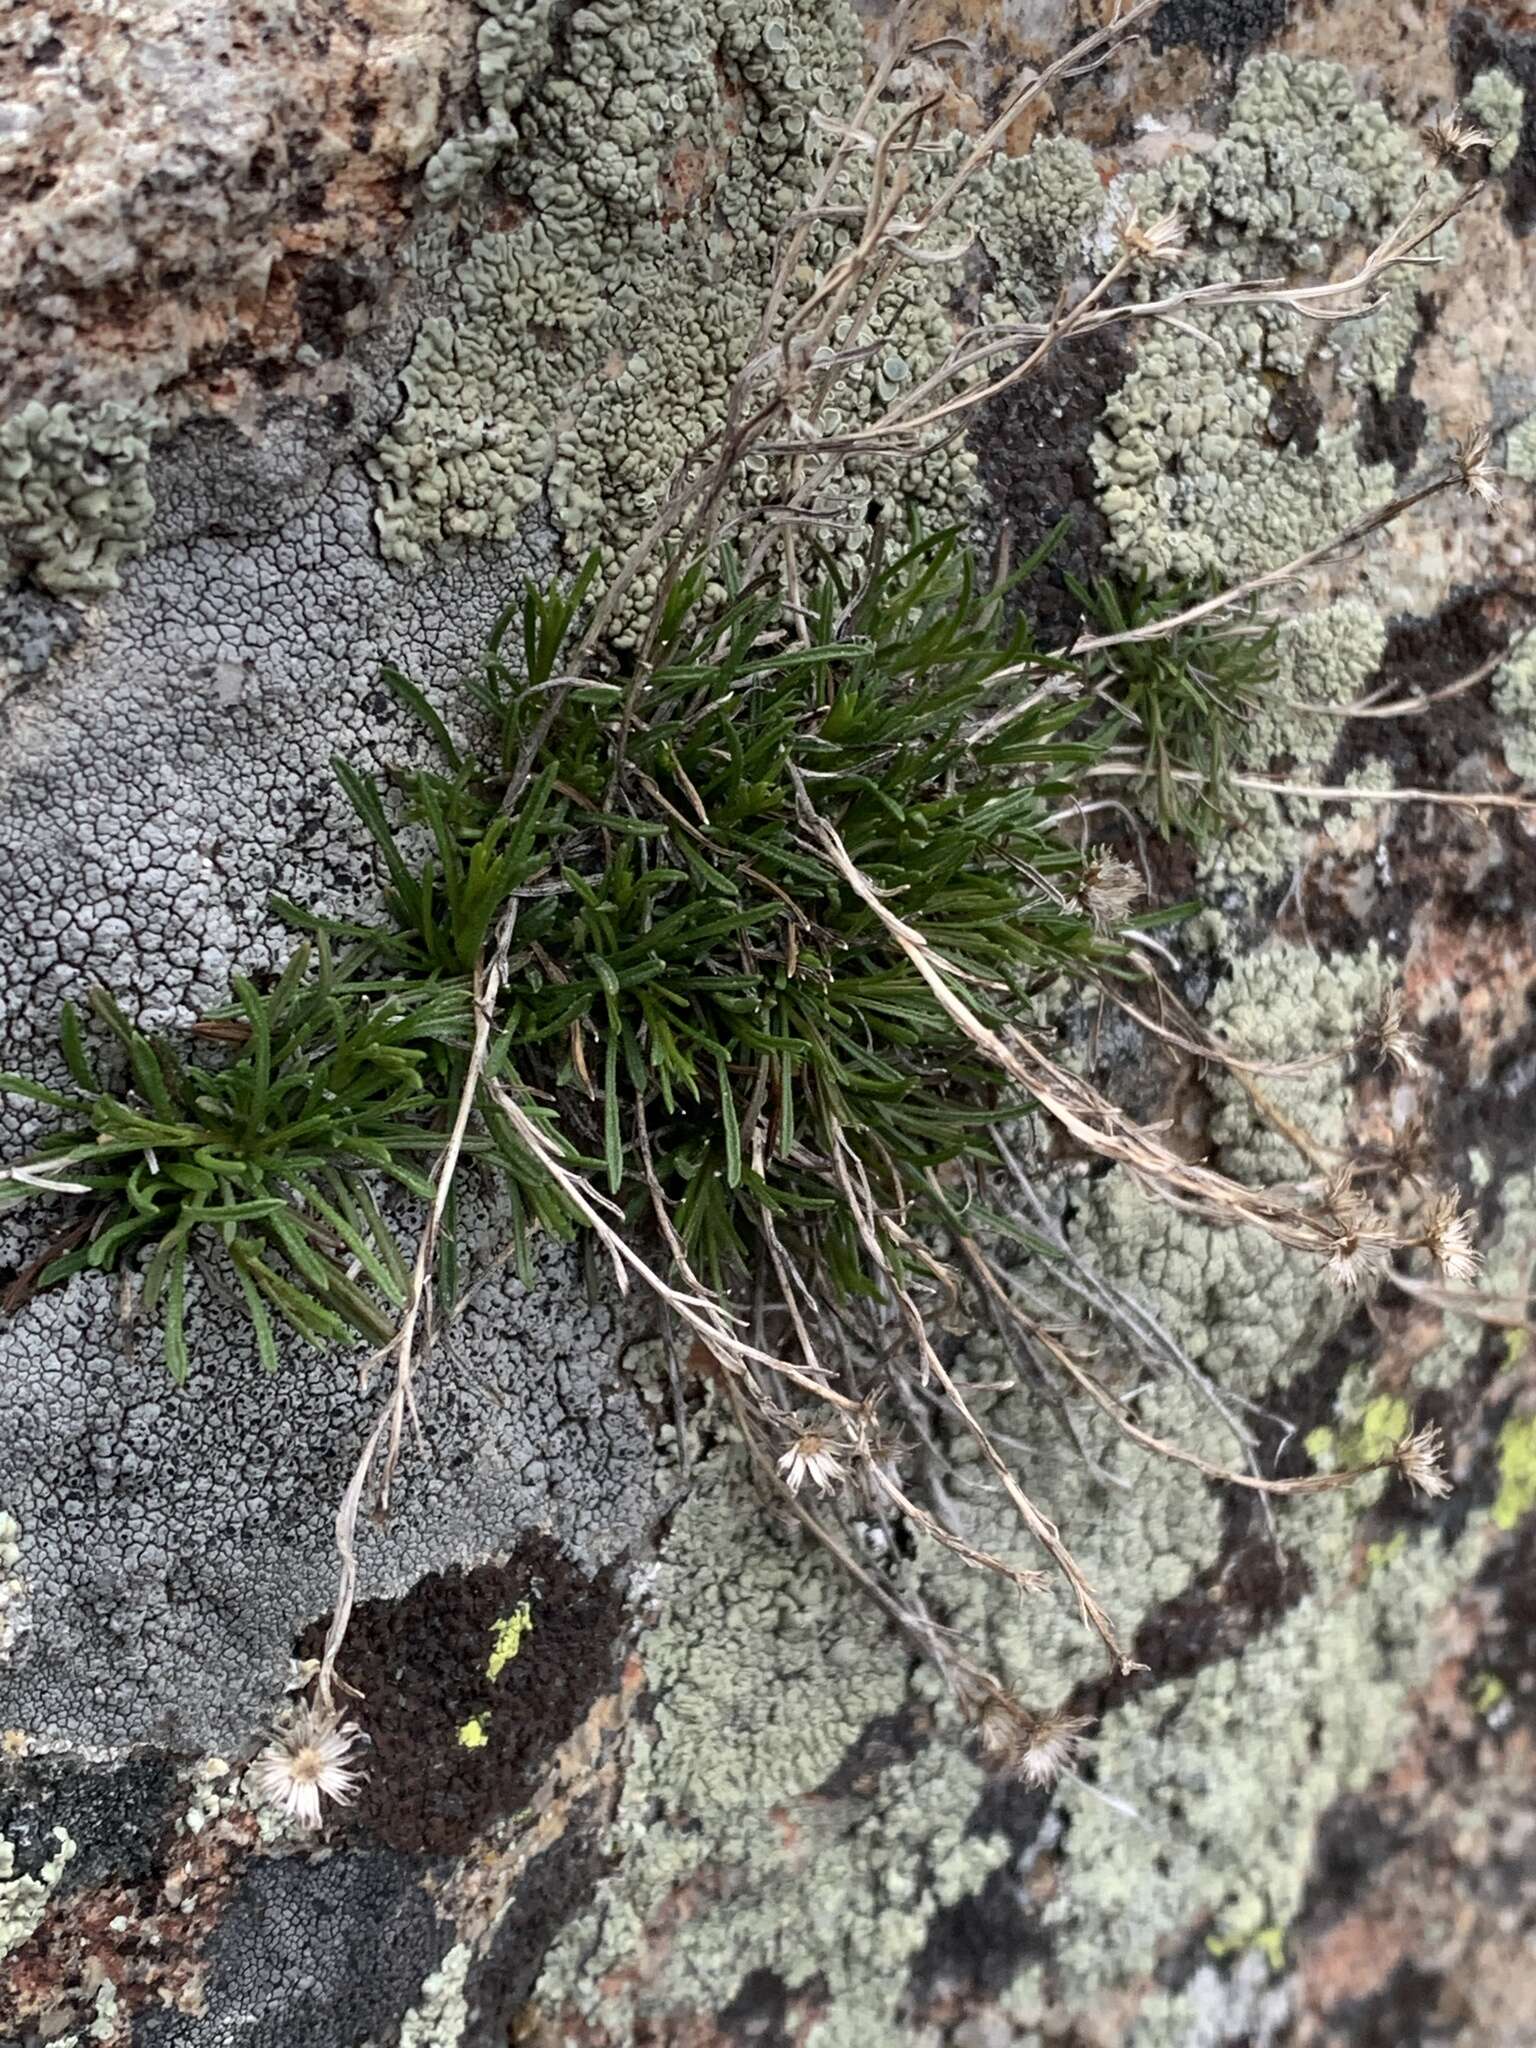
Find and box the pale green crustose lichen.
[1041,1497,1473,2005]
[421,0,562,204]
[0,400,155,597]
[536,1449,1006,2044]
[1088,58,1462,899]
[400,1941,474,2048]
[1506,414,1536,483]
[531,933,1449,2038]
[1034,1176,1521,2023]
[1070,940,1392,1373]
[915,939,1392,1718]
[1465,68,1526,176]
[376,0,1114,627]
[1094,57,1436,584]
[1203,938,1393,1181]
[968,135,1106,317]
[1492,630,1536,782]
[374,0,873,605]
[1093,316,1389,584]
[1197,596,1390,892]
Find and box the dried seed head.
[1078,847,1144,934]
[1421,110,1495,165]
[1325,1228,1395,1296]
[1320,1174,1395,1295]
[1384,1110,1433,1185]
[1421,1189,1482,1289]
[251,1707,366,1830]
[1112,205,1187,265]
[1364,989,1424,1079]
[1392,1422,1453,1500]
[777,1429,847,1496]
[1453,426,1502,508]
[975,1694,1091,1789]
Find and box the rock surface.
[3,2,1536,2044]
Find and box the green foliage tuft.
[1069,571,1276,838]
[1,526,1238,1373]
[292,527,1120,1305]
[0,949,466,1374]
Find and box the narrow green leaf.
[229,1253,281,1374]
[603,1030,622,1194]
[717,1053,742,1189]
[58,1002,98,1092]
[163,1241,190,1384]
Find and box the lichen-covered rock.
[0,0,474,418]
[4,1,1536,2043]
[1091,54,1435,586]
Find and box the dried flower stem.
[964,1244,1378,1498]
[1086,758,1534,815]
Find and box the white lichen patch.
[1506,413,1536,483]
[178,1755,235,1837]
[400,1941,473,2048]
[1,1824,76,1959]
[0,1509,29,1664]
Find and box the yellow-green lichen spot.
[1492,1415,1536,1532]
[487,1601,534,1683]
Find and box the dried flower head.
[1392,1421,1453,1501]
[777,1429,847,1496]
[848,1398,908,1502]
[1420,1189,1482,1289]
[1364,988,1424,1079]
[1383,1110,1433,1186]
[1320,1174,1396,1295]
[1078,847,1144,933]
[1325,1228,1394,1296]
[1113,205,1187,266]
[975,1694,1091,1789]
[251,1706,365,1830]
[1453,426,1502,508]
[1421,110,1495,165]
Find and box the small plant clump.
[0,524,1470,1730]
[2,528,1197,1362]
[0,965,464,1377]
[1069,571,1277,839]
